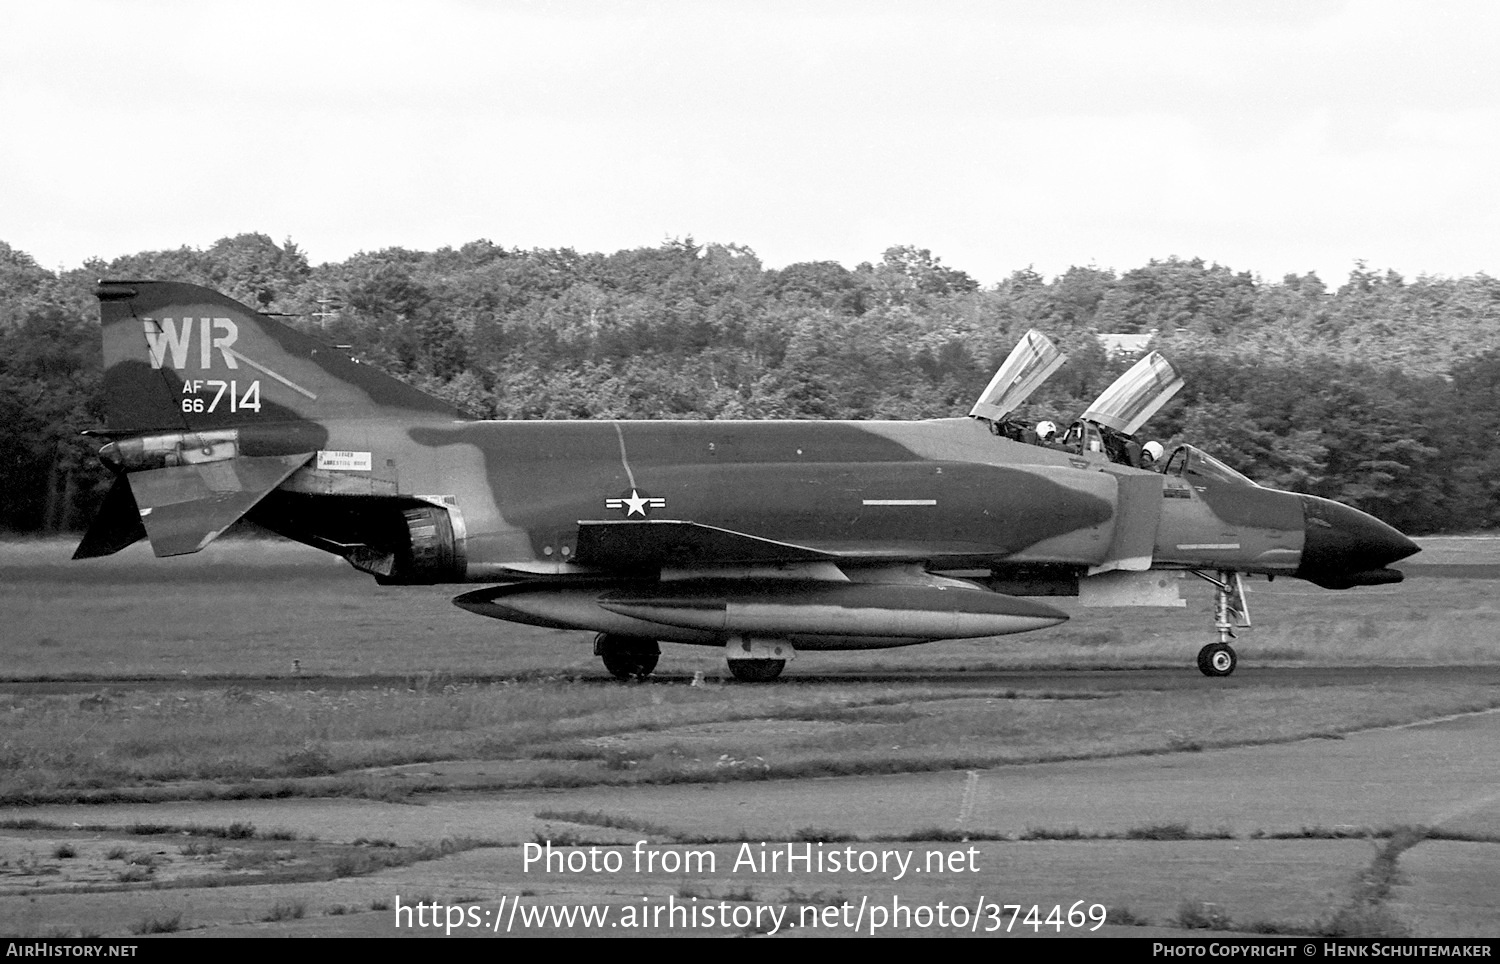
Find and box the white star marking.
[605,489,667,518]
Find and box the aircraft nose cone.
[1295,495,1420,589]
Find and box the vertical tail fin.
[98,280,463,432]
[81,280,465,559]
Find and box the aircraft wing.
[567,520,1035,570]
[573,520,839,567]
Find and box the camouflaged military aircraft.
[74,281,1419,681]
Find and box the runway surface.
[1,662,1491,695]
[2,670,1497,938]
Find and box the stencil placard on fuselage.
[317,450,372,471]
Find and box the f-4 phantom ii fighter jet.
[75,281,1418,681]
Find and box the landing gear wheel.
[601,651,658,681]
[728,659,786,683]
[595,634,660,681]
[1197,643,1237,678]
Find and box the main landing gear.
[728,659,786,683]
[593,635,795,682]
[594,634,659,681]
[726,636,795,683]
[1191,570,1250,678]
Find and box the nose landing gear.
[1192,570,1250,677]
[1197,641,1237,677]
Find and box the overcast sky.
[3,0,1497,284]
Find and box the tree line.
[2,234,1497,537]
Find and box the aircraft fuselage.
[80,280,1420,677]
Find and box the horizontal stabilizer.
[130,453,314,556]
[574,520,837,568]
[72,475,148,559]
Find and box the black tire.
[1197,643,1237,678]
[596,634,660,681]
[728,659,785,683]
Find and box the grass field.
[2,537,1498,804]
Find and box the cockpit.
[1060,420,1106,457]
[1162,444,1259,488]
[969,333,1186,472]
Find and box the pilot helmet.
[1142,440,1164,462]
[1035,420,1057,441]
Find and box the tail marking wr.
[144,317,237,370]
[144,317,318,406]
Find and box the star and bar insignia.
[605,488,667,518]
